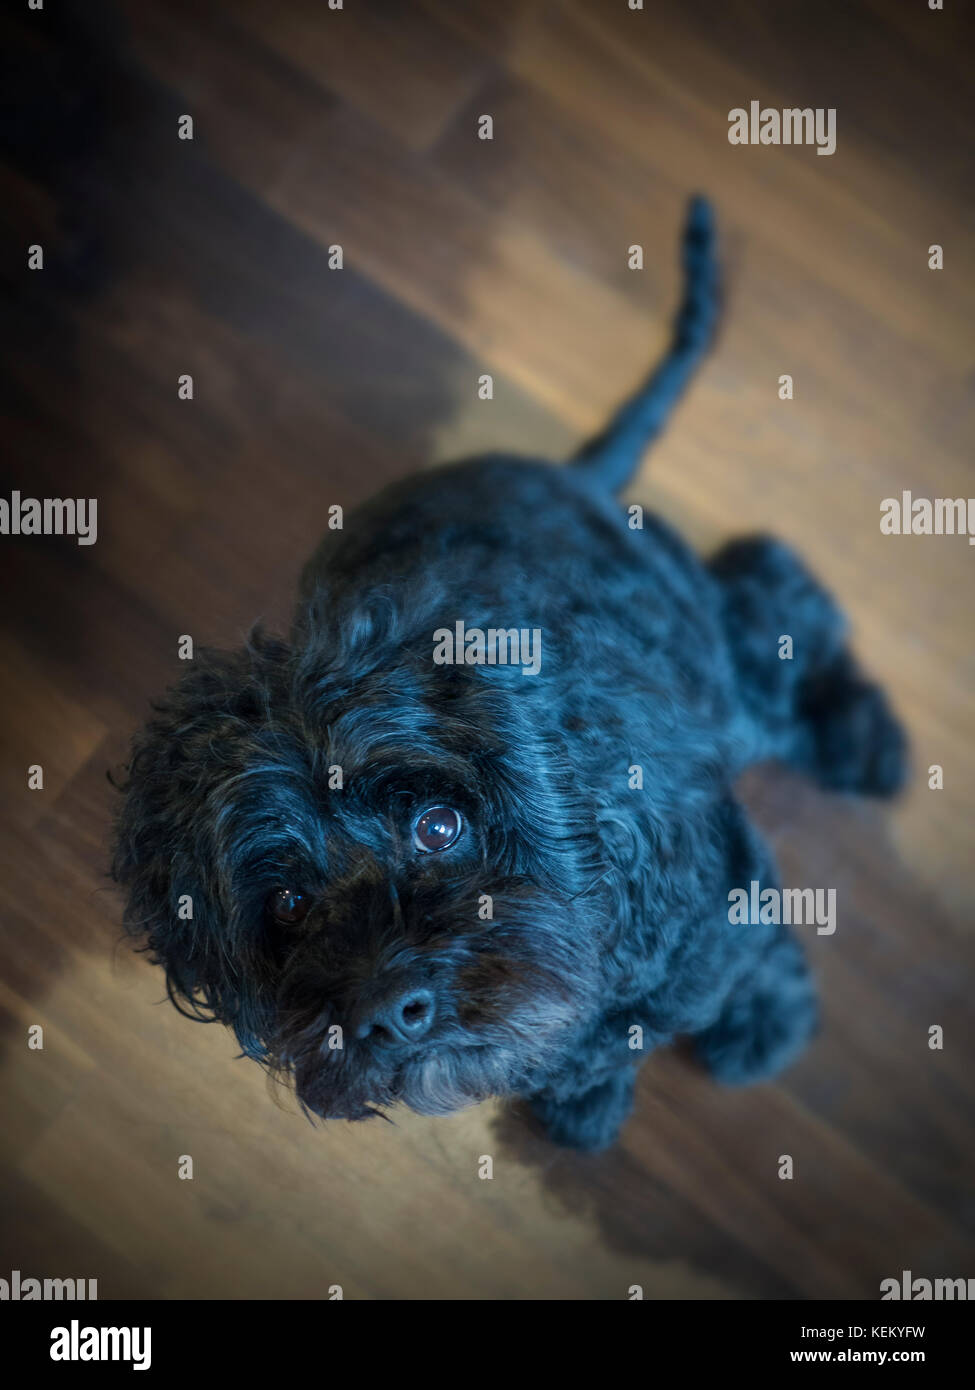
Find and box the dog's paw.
[529,1070,636,1152]
[696,970,818,1086]
[802,671,908,798]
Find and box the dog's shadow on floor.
[485,763,969,1297]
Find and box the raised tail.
[572,195,720,494]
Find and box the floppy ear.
[111,632,290,1055]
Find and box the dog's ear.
[111,632,290,1054]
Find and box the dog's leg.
[695,925,818,1084]
[528,1068,637,1152]
[710,536,907,795]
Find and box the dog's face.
[113,610,608,1121]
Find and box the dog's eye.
[413,806,463,853]
[266,888,311,925]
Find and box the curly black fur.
[112,201,907,1150]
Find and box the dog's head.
[112,592,611,1121]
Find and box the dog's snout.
[352,986,435,1044]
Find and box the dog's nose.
[351,987,435,1044]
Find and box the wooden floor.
[1,0,973,1299]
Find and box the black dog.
[113,200,906,1150]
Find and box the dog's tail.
[571,195,720,494]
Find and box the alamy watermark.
[728,880,836,935]
[880,492,975,546]
[881,1270,974,1300]
[0,491,97,545]
[50,1320,151,1372]
[1,1269,97,1299]
[728,102,836,156]
[433,620,542,676]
